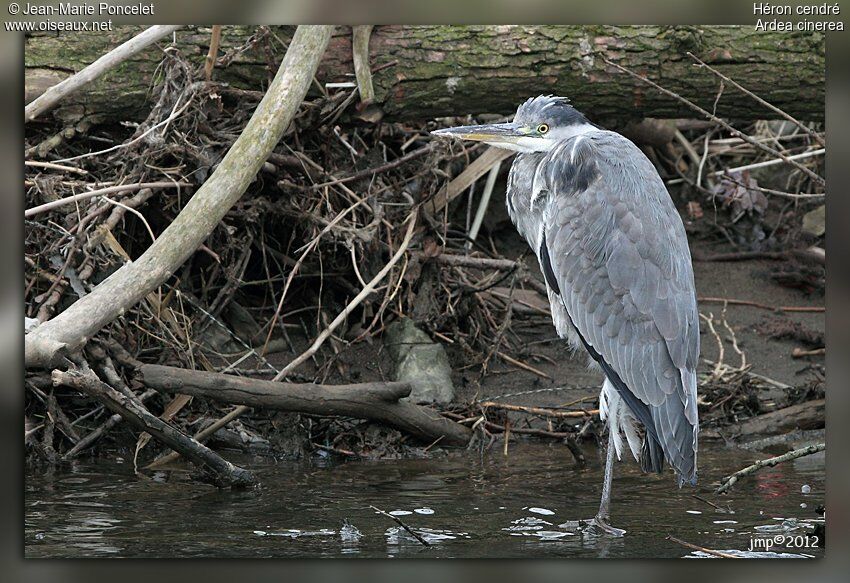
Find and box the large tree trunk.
[25,25,824,126]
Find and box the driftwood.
[25,26,825,125]
[138,364,472,446]
[703,399,824,440]
[24,25,335,369]
[53,369,254,487]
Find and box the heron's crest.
[514,95,589,128]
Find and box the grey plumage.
[505,105,699,485]
[433,95,700,533]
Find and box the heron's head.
[431,95,595,153]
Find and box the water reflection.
[25,442,824,558]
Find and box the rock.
[802,205,825,237]
[384,317,454,405]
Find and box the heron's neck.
[506,152,548,250]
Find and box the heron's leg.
[598,428,616,518]
[587,429,626,537]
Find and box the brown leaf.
[712,170,767,223]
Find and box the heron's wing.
[538,132,699,483]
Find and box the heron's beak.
[431,122,530,145]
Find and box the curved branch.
[25,25,335,369]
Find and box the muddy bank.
[183,246,825,462]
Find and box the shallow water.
[25,442,824,558]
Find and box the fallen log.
[25,25,825,126]
[703,399,824,440]
[138,364,472,446]
[53,369,254,488]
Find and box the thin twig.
[700,358,792,390]
[691,494,733,514]
[52,86,198,164]
[479,401,597,419]
[666,148,825,187]
[272,208,418,381]
[604,59,824,186]
[101,197,157,243]
[260,195,372,357]
[666,535,741,559]
[716,443,825,494]
[495,351,552,380]
[686,52,825,148]
[698,296,824,313]
[25,161,88,175]
[420,252,521,272]
[310,142,437,189]
[484,422,576,439]
[370,505,431,547]
[713,174,823,200]
[792,347,825,358]
[146,405,248,468]
[25,182,189,218]
[64,389,156,459]
[699,312,725,381]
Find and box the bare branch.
[53,369,254,487]
[716,443,825,494]
[25,182,189,218]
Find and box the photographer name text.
[17,2,154,16]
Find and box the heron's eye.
[537,124,549,134]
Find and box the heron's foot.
[581,515,626,537]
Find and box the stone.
[384,317,454,405]
[802,205,825,237]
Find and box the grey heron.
[433,95,699,536]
